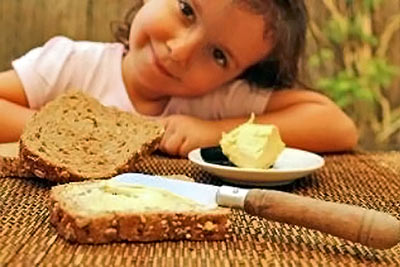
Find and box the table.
[1,151,399,266]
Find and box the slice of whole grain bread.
[0,142,32,178]
[20,91,164,183]
[49,179,231,243]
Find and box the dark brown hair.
[111,0,143,49]
[112,0,308,89]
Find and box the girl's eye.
[178,0,195,20]
[213,48,228,68]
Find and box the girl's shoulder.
[40,36,124,54]
[13,36,125,83]
[12,36,126,110]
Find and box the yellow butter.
[219,115,285,169]
[67,181,210,214]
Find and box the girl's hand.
[158,115,222,157]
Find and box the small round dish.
[188,147,324,186]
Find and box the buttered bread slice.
[49,180,231,243]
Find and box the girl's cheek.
[129,23,147,49]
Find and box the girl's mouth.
[150,44,179,80]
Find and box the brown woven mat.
[1,151,399,266]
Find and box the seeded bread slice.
[20,91,164,183]
[0,142,32,178]
[49,180,231,243]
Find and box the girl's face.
[124,0,272,100]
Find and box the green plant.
[308,0,400,148]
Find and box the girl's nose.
[166,29,203,66]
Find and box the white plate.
[188,147,324,186]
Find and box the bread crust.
[0,143,32,178]
[0,155,32,178]
[49,185,231,243]
[19,137,161,183]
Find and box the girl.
[0,0,358,157]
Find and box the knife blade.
[112,173,400,249]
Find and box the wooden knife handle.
[244,189,400,249]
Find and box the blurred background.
[0,0,399,150]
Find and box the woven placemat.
[1,151,399,266]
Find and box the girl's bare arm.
[0,70,35,143]
[159,89,358,157]
[254,89,359,152]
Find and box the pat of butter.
[67,181,209,214]
[219,115,285,169]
